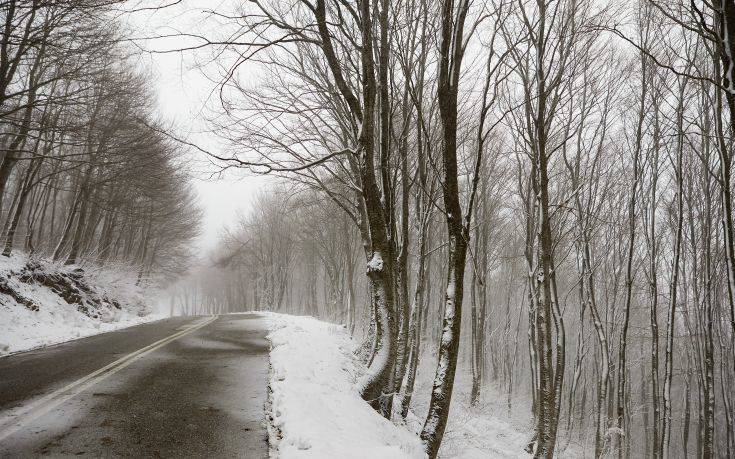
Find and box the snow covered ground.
[261,313,584,459]
[0,253,162,356]
[410,350,582,458]
[264,313,426,459]
[409,355,534,458]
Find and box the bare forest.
[0,0,200,285]
[4,0,735,457]
[160,0,735,457]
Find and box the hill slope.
[0,253,161,356]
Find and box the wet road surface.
[0,313,269,458]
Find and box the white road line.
[0,315,218,443]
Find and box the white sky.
[121,1,269,253]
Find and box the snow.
[0,253,162,356]
[409,356,534,458]
[445,269,456,302]
[263,312,426,459]
[356,291,390,396]
[724,23,735,94]
[410,353,582,458]
[260,312,580,458]
[367,251,384,272]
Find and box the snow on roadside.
[0,253,162,356]
[263,312,426,459]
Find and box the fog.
[2,0,734,457]
[123,1,269,252]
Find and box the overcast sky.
[121,1,269,253]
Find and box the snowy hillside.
[0,253,161,356]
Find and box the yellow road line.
[0,315,218,442]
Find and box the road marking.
[0,315,218,442]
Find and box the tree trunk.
[420,0,472,456]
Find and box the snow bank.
[0,253,162,356]
[264,312,426,459]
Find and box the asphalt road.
[0,313,270,458]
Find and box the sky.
[121,1,269,253]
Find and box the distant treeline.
[0,1,200,283]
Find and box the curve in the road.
[0,313,269,458]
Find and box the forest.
[162,0,735,457]
[3,0,734,457]
[0,0,200,286]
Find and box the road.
[0,313,270,458]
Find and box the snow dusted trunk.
[468,47,496,406]
[531,140,559,459]
[420,0,472,456]
[564,142,609,456]
[400,79,431,418]
[470,189,488,407]
[522,177,540,429]
[661,79,686,459]
[314,0,398,418]
[716,0,735,369]
[614,40,646,456]
[400,210,428,419]
[709,18,735,454]
[310,0,399,416]
[470,247,481,406]
[689,126,716,458]
[360,0,399,419]
[420,225,467,458]
[393,87,412,399]
[647,134,662,459]
[526,6,563,453]
[361,246,397,417]
[344,225,357,334]
[585,258,609,457]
